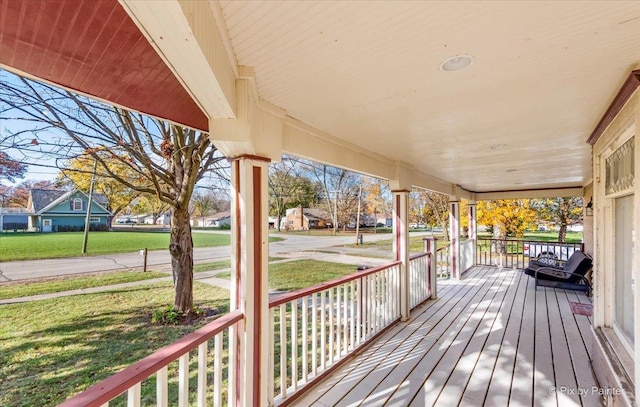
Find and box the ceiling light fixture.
[439,54,474,72]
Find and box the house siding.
[34,190,112,232]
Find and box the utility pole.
[82,159,98,253]
[333,190,338,236]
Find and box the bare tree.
[268,157,318,231]
[0,71,229,313]
[191,190,217,227]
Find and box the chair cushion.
[525,251,592,283]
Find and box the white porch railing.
[58,244,438,406]
[409,252,431,308]
[460,239,475,273]
[58,310,244,407]
[268,261,402,405]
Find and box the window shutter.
[70,200,73,210]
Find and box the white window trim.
[72,198,83,211]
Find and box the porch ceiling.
[2,1,640,195]
[218,1,640,193]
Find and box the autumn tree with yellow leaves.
[477,199,536,239]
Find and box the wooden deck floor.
[291,266,601,407]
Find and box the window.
[72,198,83,211]
[90,217,100,223]
[614,194,634,348]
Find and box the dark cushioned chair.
[524,251,592,295]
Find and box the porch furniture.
[524,251,592,295]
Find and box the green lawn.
[345,235,448,254]
[0,281,231,407]
[214,260,356,290]
[193,260,232,273]
[0,271,168,300]
[0,232,284,261]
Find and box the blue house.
[27,189,112,232]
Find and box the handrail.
[436,243,451,252]
[409,252,430,261]
[269,260,402,308]
[58,310,244,407]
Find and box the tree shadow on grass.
[0,284,230,406]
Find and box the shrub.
[151,305,206,325]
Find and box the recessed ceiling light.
[439,54,474,72]
[488,143,507,150]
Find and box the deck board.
[288,266,601,407]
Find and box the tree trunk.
[492,223,507,254]
[169,207,194,313]
[558,223,567,243]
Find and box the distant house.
[283,206,332,230]
[27,189,112,232]
[190,211,231,227]
[206,211,231,227]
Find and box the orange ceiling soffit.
[0,0,209,131]
[587,70,640,146]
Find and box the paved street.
[0,231,427,282]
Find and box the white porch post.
[230,155,270,407]
[468,200,477,266]
[449,197,461,279]
[424,236,438,299]
[392,190,410,321]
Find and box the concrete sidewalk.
[0,249,393,304]
[0,268,232,305]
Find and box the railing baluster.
[349,281,355,351]
[291,300,298,391]
[197,342,207,407]
[301,295,308,383]
[328,289,334,365]
[157,366,168,407]
[311,292,317,376]
[228,322,237,407]
[356,278,362,345]
[268,308,275,406]
[127,383,141,407]
[342,284,348,356]
[178,354,189,407]
[320,291,326,371]
[279,304,287,399]
[214,332,223,407]
[337,285,342,358]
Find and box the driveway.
[0,232,431,282]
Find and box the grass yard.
[269,259,356,291]
[0,271,168,300]
[345,235,447,254]
[0,281,230,407]
[213,260,357,290]
[193,260,231,273]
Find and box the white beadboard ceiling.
[217,1,640,193]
